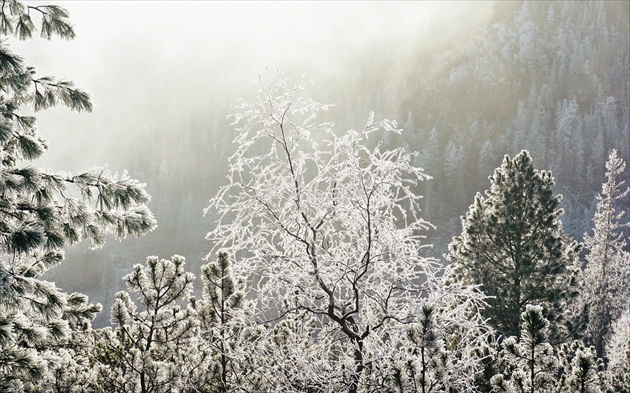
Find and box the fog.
[16,1,496,170]
[10,1,500,324]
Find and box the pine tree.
[605,307,630,393]
[490,305,559,393]
[392,302,485,393]
[580,149,630,358]
[446,150,580,341]
[95,256,197,393]
[491,306,605,393]
[0,3,155,390]
[189,251,251,392]
[557,341,605,393]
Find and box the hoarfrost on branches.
[579,149,630,358]
[206,71,491,392]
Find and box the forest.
[0,1,629,392]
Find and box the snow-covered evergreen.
[606,307,630,392]
[491,305,605,393]
[579,149,630,358]
[94,256,196,392]
[0,3,155,390]
[446,151,580,342]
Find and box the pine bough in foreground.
[0,3,156,391]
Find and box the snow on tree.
[0,3,155,390]
[251,308,350,392]
[205,72,491,393]
[94,256,196,393]
[490,305,559,393]
[446,150,581,342]
[556,340,605,393]
[185,250,257,392]
[605,307,630,392]
[491,305,605,393]
[579,149,630,358]
[390,292,495,393]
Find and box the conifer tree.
[491,305,605,393]
[96,256,196,393]
[187,251,253,392]
[0,2,155,390]
[490,305,559,393]
[605,307,630,393]
[557,340,605,393]
[446,150,580,341]
[579,149,630,358]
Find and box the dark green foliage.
[447,150,580,342]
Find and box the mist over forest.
[23,1,626,327]
[1,1,629,391]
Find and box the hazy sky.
[12,1,497,172]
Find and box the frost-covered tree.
[0,2,155,390]
[606,307,630,393]
[491,305,605,393]
[186,251,255,392]
[4,293,103,393]
[491,305,559,393]
[390,294,494,393]
[205,72,490,393]
[252,309,349,392]
[95,256,196,393]
[446,151,580,342]
[556,340,605,393]
[579,149,630,358]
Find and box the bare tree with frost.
[0,2,155,390]
[205,72,490,392]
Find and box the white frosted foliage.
[205,72,491,392]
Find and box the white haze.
[12,1,497,172]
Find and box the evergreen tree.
[446,150,580,341]
[605,307,630,393]
[0,3,155,390]
[188,251,251,392]
[95,256,196,393]
[579,149,630,358]
[557,341,605,393]
[491,305,605,393]
[490,305,559,393]
[391,298,493,393]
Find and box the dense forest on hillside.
[1,1,629,392]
